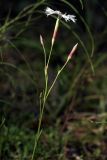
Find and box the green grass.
[1,115,107,159]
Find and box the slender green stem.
[58,59,69,74]
[41,39,47,68]
[43,45,47,68]
[31,68,48,160]
[46,44,53,69]
[44,67,48,99]
[31,94,46,160]
[46,73,59,99]
[31,129,42,160]
[46,60,69,99]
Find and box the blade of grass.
[7,39,35,79]
[61,0,95,57]
[0,0,45,34]
[0,99,12,107]
[0,62,36,87]
[79,0,84,9]
[0,118,5,130]
[72,31,94,73]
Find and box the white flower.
[45,7,61,16]
[45,7,76,23]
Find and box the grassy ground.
[1,113,107,159]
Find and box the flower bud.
[67,43,78,61]
[40,34,44,46]
[52,17,60,46]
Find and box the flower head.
[45,7,76,23]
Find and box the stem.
[31,128,42,160]
[46,59,69,99]
[43,45,47,68]
[58,59,69,74]
[40,37,47,68]
[46,44,53,69]
[31,67,48,160]
[31,93,47,160]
